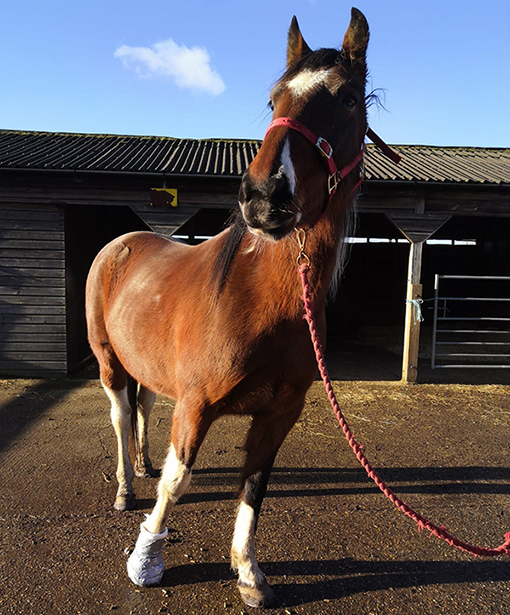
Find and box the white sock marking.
[232,501,265,588]
[159,443,191,503]
[104,384,130,421]
[144,444,191,534]
[103,384,134,496]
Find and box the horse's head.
[239,8,369,240]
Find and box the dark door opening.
[65,204,151,373]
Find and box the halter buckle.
[316,137,333,159]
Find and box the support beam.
[402,241,424,383]
[130,203,201,236]
[386,213,451,244]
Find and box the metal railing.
[431,275,510,369]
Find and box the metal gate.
[431,275,510,369]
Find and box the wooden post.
[402,241,424,383]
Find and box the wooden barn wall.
[0,203,66,375]
[0,169,508,379]
[0,171,240,377]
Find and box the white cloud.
[114,39,226,96]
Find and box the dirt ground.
[1,376,510,615]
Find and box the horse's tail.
[127,374,140,466]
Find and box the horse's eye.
[268,100,275,111]
[342,95,357,109]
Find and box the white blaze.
[279,136,296,195]
[287,68,330,97]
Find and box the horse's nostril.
[238,172,253,205]
[239,171,292,208]
[271,175,293,207]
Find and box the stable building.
[0,129,509,379]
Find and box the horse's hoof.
[135,464,161,479]
[114,493,136,511]
[237,580,277,609]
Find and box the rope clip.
[295,228,311,267]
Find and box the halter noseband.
[263,117,401,225]
[264,117,364,217]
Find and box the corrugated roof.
[0,130,261,176]
[0,129,509,185]
[364,144,510,185]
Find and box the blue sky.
[2,1,509,146]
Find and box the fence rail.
[431,275,510,369]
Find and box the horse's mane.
[285,48,342,80]
[284,47,368,85]
[212,210,248,292]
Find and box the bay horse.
[86,7,370,608]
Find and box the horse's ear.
[341,7,369,65]
[287,16,312,69]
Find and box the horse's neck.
[242,211,346,322]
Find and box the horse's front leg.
[127,404,214,586]
[232,405,303,609]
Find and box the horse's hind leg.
[134,386,160,479]
[102,375,137,512]
[87,261,137,512]
[232,405,303,609]
[127,402,214,586]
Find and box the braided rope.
[298,263,510,557]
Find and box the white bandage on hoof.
[127,523,168,586]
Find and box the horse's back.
[92,231,186,269]
[88,230,187,289]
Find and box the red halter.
[263,116,401,223]
[264,117,364,208]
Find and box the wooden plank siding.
[0,204,67,375]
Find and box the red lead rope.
[298,262,510,557]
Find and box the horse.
[85,7,370,608]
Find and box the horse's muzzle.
[238,170,297,240]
